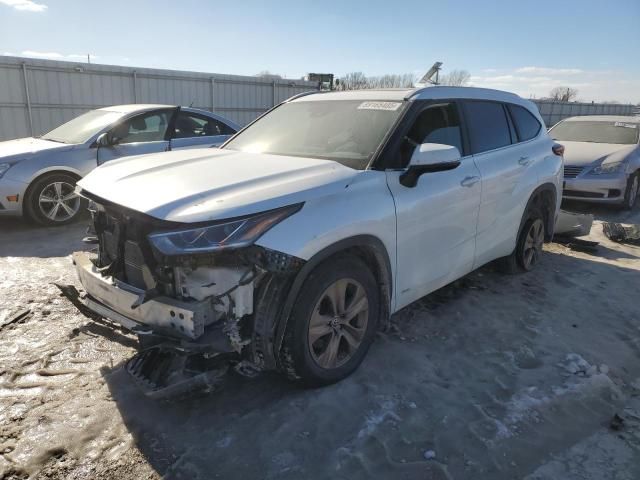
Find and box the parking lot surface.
[1,205,640,480]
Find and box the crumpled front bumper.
[72,251,214,339]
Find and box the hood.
[562,141,635,167]
[0,137,74,163]
[78,148,359,223]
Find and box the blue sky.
[1,0,638,102]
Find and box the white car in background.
[0,105,239,225]
[72,87,563,394]
[550,115,640,209]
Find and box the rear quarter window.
[463,101,512,154]
[508,104,542,142]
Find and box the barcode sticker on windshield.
[358,101,402,111]
[614,122,637,129]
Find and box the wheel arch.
[522,182,557,242]
[269,234,393,371]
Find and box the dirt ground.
[1,203,640,480]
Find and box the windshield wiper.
[42,137,66,144]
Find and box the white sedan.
[550,115,640,209]
[0,105,239,225]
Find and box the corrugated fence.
[0,56,319,141]
[532,100,635,128]
[0,56,636,141]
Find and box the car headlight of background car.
[0,163,12,179]
[588,160,626,175]
[148,203,303,255]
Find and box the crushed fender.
[603,223,640,245]
[555,210,594,237]
[554,210,598,252]
[126,345,230,400]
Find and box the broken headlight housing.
[148,203,302,255]
[588,160,625,175]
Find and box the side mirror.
[95,132,112,148]
[400,143,462,188]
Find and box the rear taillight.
[552,143,565,156]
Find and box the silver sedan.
[550,115,640,209]
[0,105,239,225]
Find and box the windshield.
[550,120,639,145]
[41,109,125,144]
[223,99,405,169]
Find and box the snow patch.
[356,398,401,439]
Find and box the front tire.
[280,256,379,386]
[623,172,639,210]
[25,173,84,226]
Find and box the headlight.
[148,203,303,255]
[589,161,625,175]
[0,163,11,179]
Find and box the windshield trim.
[41,109,127,145]
[222,98,410,170]
[549,120,639,145]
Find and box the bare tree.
[337,72,416,90]
[549,86,578,102]
[255,70,282,79]
[438,69,470,86]
[337,72,369,90]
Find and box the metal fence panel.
[0,55,318,141]
[1,56,636,141]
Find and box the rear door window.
[463,101,512,154]
[508,104,542,142]
[173,112,236,139]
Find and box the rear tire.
[622,172,639,210]
[497,206,545,273]
[25,172,84,226]
[280,255,379,386]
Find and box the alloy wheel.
[38,181,81,222]
[308,278,369,369]
[523,218,544,270]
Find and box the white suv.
[73,86,563,395]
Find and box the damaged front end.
[72,197,304,398]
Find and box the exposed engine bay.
[72,198,305,398]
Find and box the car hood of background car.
[562,141,636,167]
[0,137,74,161]
[77,148,361,223]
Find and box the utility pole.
[87,54,91,64]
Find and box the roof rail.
[406,85,522,101]
[285,90,324,102]
[404,86,430,100]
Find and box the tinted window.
[111,110,172,144]
[508,104,541,142]
[173,112,236,139]
[464,101,511,154]
[549,121,639,145]
[399,103,463,166]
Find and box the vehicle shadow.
[99,248,640,480]
[0,216,89,257]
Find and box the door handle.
[518,156,531,166]
[460,176,480,187]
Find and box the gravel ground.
[1,204,640,480]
